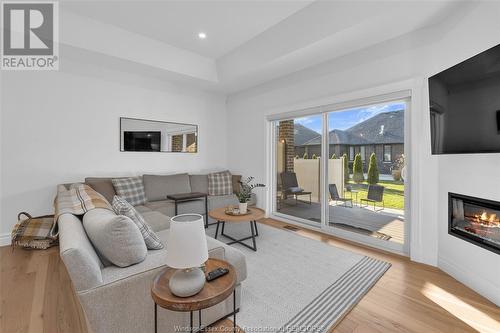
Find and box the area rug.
[206,222,391,332]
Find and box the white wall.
[437,154,500,306]
[0,58,228,238]
[226,1,500,305]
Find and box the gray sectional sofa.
[58,172,255,333]
[86,173,256,226]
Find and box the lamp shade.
[165,214,208,269]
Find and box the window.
[349,146,354,160]
[360,146,366,161]
[383,145,392,162]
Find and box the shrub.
[352,153,364,183]
[295,155,299,159]
[312,154,318,159]
[342,154,349,183]
[303,152,308,159]
[392,169,402,181]
[367,152,379,185]
[331,153,337,159]
[392,154,405,182]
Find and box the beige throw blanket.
[11,213,57,250]
[52,183,113,236]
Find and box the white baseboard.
[438,255,500,306]
[0,232,11,247]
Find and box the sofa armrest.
[79,240,245,333]
[206,236,247,283]
[59,213,104,292]
[78,267,242,333]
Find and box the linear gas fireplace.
[449,193,500,254]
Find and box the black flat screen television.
[124,131,161,152]
[429,44,500,155]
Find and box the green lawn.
[346,179,404,210]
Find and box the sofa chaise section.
[59,208,247,333]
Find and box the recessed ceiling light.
[198,32,207,39]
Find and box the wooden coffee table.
[209,207,265,251]
[151,258,237,333]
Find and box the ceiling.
[59,0,467,94]
[63,0,314,58]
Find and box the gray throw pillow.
[112,196,164,250]
[83,208,147,267]
[111,177,147,206]
[208,170,233,196]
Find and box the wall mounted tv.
[429,44,500,155]
[124,131,161,152]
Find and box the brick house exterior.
[294,110,404,174]
[278,120,295,172]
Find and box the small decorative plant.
[238,177,265,203]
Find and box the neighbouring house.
[295,111,404,174]
[293,123,321,146]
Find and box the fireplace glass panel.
[449,193,500,254]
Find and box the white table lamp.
[165,214,208,297]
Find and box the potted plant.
[238,177,265,213]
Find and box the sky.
[294,101,405,133]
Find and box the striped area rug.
[278,257,390,332]
[206,223,391,333]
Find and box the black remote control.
[206,267,229,281]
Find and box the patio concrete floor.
[277,199,405,244]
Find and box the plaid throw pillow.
[111,177,147,206]
[112,196,164,250]
[208,171,233,196]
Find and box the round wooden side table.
[209,207,265,251]
[151,258,237,332]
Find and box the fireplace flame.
[474,211,500,227]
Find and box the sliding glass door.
[274,115,323,226]
[271,98,409,254]
[325,102,406,250]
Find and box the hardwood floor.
[262,219,500,333]
[1,218,499,333]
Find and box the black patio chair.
[360,185,385,211]
[329,184,353,208]
[280,172,312,205]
